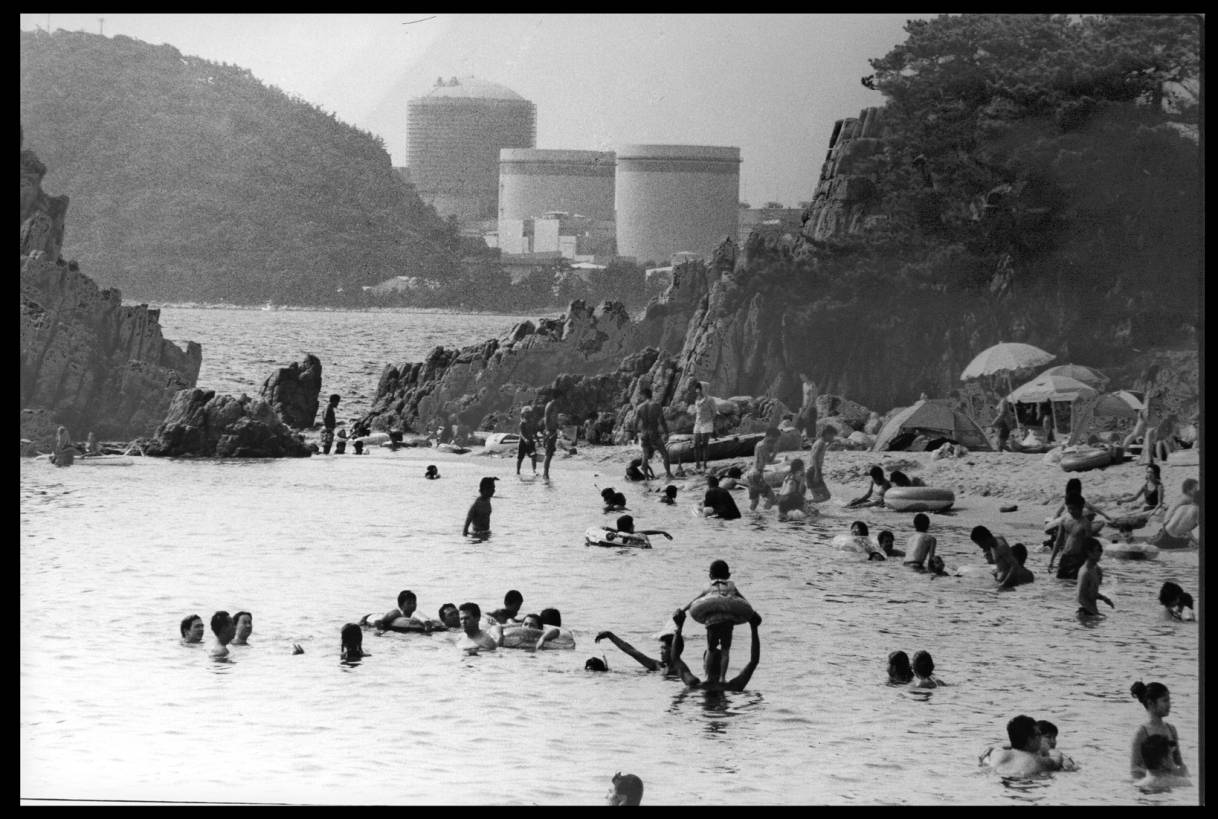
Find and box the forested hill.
[20,29,462,305]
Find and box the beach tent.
[1092,390,1144,419]
[1007,374,1098,444]
[872,399,993,452]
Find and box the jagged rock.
[259,354,322,428]
[815,395,872,430]
[145,389,312,458]
[801,108,886,243]
[19,141,202,450]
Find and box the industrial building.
[407,77,536,222]
[498,149,616,222]
[614,144,741,266]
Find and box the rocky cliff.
[19,139,202,446]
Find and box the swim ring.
[830,534,880,557]
[1060,448,1114,472]
[689,595,755,625]
[375,615,431,633]
[884,487,955,512]
[584,526,651,549]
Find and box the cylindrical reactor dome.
[498,149,616,221]
[614,144,741,264]
[407,78,536,220]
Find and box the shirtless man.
[456,602,501,653]
[208,610,236,659]
[541,391,562,481]
[595,630,679,677]
[981,715,1054,777]
[1151,486,1200,549]
[969,526,1031,588]
[516,406,539,475]
[1076,538,1114,617]
[1049,495,1093,579]
[369,590,433,633]
[180,614,205,644]
[806,425,836,503]
[746,427,781,512]
[634,387,673,481]
[669,608,761,692]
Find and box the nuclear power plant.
[406,77,536,221]
[498,149,616,222]
[614,144,741,265]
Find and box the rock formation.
[259,354,323,429]
[19,137,202,448]
[145,389,312,458]
[801,108,886,243]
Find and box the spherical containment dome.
[416,76,528,102]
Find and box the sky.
[19,13,936,206]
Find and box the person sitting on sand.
[1035,720,1077,772]
[776,458,813,521]
[1162,478,1198,522]
[659,485,678,505]
[488,590,524,625]
[462,477,497,539]
[846,466,891,509]
[1076,538,1114,617]
[980,715,1054,777]
[910,650,943,688]
[887,650,913,684]
[425,464,440,480]
[625,458,648,482]
[1158,582,1196,622]
[341,623,367,661]
[456,602,501,653]
[1129,680,1189,779]
[1149,487,1200,549]
[903,514,938,571]
[703,475,742,520]
[1048,495,1094,579]
[208,611,236,659]
[180,614,205,645]
[606,772,644,806]
[601,487,628,512]
[1135,735,1192,792]
[595,631,678,676]
[1120,464,1165,515]
[877,530,904,558]
[669,608,762,693]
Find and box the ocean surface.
[20,308,1200,805]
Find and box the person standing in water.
[541,389,562,481]
[516,405,539,475]
[1129,680,1189,779]
[634,387,673,481]
[52,424,75,467]
[463,477,498,539]
[320,394,340,455]
[807,425,836,503]
[691,381,718,473]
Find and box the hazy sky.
[19,13,934,205]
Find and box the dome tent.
[872,399,993,452]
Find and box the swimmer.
[903,514,937,570]
[846,466,891,509]
[1035,720,1077,772]
[719,465,745,491]
[877,529,904,558]
[425,464,440,480]
[208,611,236,659]
[607,771,644,806]
[745,427,781,512]
[462,477,497,538]
[1076,538,1113,617]
[910,650,943,688]
[1157,582,1195,622]
[849,521,886,560]
[681,560,751,681]
[499,612,545,648]
[625,458,647,482]
[775,458,810,521]
[371,590,432,633]
[601,487,628,512]
[231,611,253,646]
[456,602,500,653]
[488,589,524,624]
[180,614,205,645]
[437,603,461,630]
[806,425,836,503]
[1129,680,1188,779]
[669,607,761,692]
[610,514,673,541]
[1049,494,1094,579]
[535,608,577,651]
[702,475,742,520]
[340,623,367,661]
[659,484,678,505]
[981,715,1053,776]
[595,631,677,676]
[1134,735,1191,792]
[887,650,913,684]
[585,657,609,672]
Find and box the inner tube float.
[1100,538,1159,561]
[500,625,576,649]
[689,595,755,625]
[1060,448,1114,473]
[584,526,651,549]
[830,534,881,558]
[884,487,955,512]
[369,615,432,633]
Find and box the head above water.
[438,603,460,629]
[397,590,417,611]
[425,464,439,477]
[340,623,362,655]
[602,487,617,501]
[522,613,542,630]
[539,608,562,627]
[616,514,635,533]
[709,559,730,580]
[1131,680,1170,710]
[585,657,608,672]
[1006,714,1040,752]
[1158,582,1185,608]
[210,611,234,642]
[458,602,482,633]
[878,530,894,547]
[609,772,644,806]
[913,513,930,532]
[663,485,678,498]
[328,393,340,405]
[851,521,869,537]
[887,650,913,683]
[504,589,523,608]
[233,611,253,641]
[479,476,498,496]
[911,650,934,677]
[1011,543,1028,566]
[180,614,203,641]
[1035,720,1058,743]
[706,475,720,487]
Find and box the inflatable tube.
[884,487,955,512]
[689,595,755,625]
[500,625,576,650]
[584,526,651,549]
[953,564,995,581]
[376,615,431,633]
[1101,538,1159,561]
[353,432,390,446]
[1060,448,1114,473]
[830,534,880,556]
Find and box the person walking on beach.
[463,476,498,539]
[321,394,340,455]
[635,387,673,481]
[807,424,836,503]
[541,390,561,481]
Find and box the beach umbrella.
[1007,374,1097,403]
[960,342,1055,382]
[1092,390,1144,419]
[1041,363,1110,390]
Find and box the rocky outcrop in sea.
[19,135,202,447]
[145,389,312,458]
[259,354,323,429]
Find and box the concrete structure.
[614,144,741,265]
[498,149,616,223]
[407,77,536,222]
[738,206,803,245]
[496,212,616,260]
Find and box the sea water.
[20,308,1200,805]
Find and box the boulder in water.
[146,389,312,458]
[259,354,323,429]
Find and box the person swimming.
[606,771,644,805]
[1158,581,1195,622]
[877,529,904,558]
[659,484,678,505]
[887,650,913,684]
[910,650,943,688]
[341,623,367,661]
[610,514,673,541]
[601,487,628,512]
[980,715,1054,777]
[847,521,886,560]
[1129,680,1189,780]
[1035,720,1077,772]
[231,611,253,646]
[425,464,440,479]
[903,514,937,570]
[456,602,501,653]
[180,613,205,645]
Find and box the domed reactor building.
[407,77,537,222]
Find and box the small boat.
[482,432,522,454]
[1060,447,1116,472]
[667,433,766,465]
